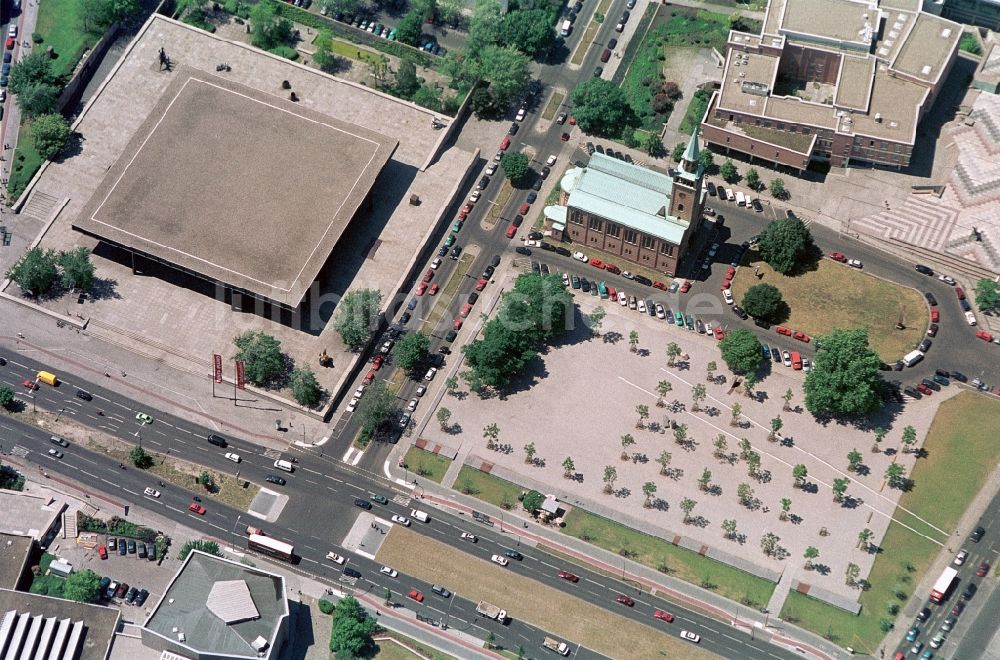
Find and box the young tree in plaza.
[780,497,791,521]
[680,498,697,523]
[656,450,672,476]
[436,407,451,431]
[847,448,862,472]
[832,477,849,503]
[562,456,575,478]
[642,481,657,507]
[620,433,635,460]
[730,402,742,427]
[291,367,322,406]
[768,416,783,442]
[713,434,728,459]
[792,463,808,487]
[691,383,706,411]
[602,465,618,493]
[666,342,682,366]
[655,380,672,407]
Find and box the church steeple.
[680,128,701,174]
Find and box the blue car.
[761,343,770,359]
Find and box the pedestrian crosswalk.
[10,445,29,458]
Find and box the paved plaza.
[420,291,951,608]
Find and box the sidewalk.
[389,453,849,660]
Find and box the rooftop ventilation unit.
[921,64,932,75]
[875,113,882,122]
[741,81,769,96]
[941,28,952,38]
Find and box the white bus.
[248,533,294,562]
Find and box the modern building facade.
[701,0,961,171]
[543,132,706,276]
[935,0,1000,31]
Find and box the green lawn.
[542,91,565,121]
[678,88,711,134]
[7,122,45,201]
[34,0,96,77]
[402,445,452,484]
[454,466,523,507]
[562,508,775,607]
[533,175,563,229]
[29,553,66,598]
[730,252,926,361]
[570,20,601,66]
[325,38,387,65]
[781,391,1000,652]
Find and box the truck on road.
[542,637,570,656]
[930,566,958,603]
[475,600,507,623]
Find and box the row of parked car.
[100,575,150,607]
[98,535,159,561]
[0,24,16,89]
[322,10,446,55]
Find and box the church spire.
[681,128,700,173]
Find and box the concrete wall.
[701,120,813,170]
[57,23,122,114]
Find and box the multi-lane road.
[1,351,812,659]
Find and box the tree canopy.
[64,569,103,603]
[522,489,545,513]
[6,247,59,296]
[17,83,61,119]
[804,327,883,417]
[394,60,421,98]
[357,380,398,445]
[291,367,323,406]
[569,78,636,138]
[974,278,1000,311]
[500,9,555,57]
[81,0,141,32]
[32,114,73,160]
[463,273,571,390]
[329,595,378,656]
[59,247,96,291]
[757,217,815,274]
[233,330,286,386]
[334,288,383,350]
[178,539,223,561]
[395,332,430,374]
[718,328,762,374]
[741,283,784,321]
[501,151,530,183]
[9,52,58,97]
[395,9,425,46]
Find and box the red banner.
[213,354,223,384]
[235,360,246,391]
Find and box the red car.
[408,589,424,602]
[4,38,13,50]
[506,224,517,239]
[416,282,427,295]
[453,318,463,331]
[776,326,792,336]
[976,330,994,342]
[653,609,674,622]
[499,136,510,150]
[652,281,667,291]
[828,252,847,262]
[460,303,473,318]
[459,208,469,221]
[372,355,384,371]
[792,331,810,343]
[679,280,691,293]
[97,544,108,560]
[422,269,434,283]
[462,202,474,214]
[188,502,206,515]
[724,270,735,282]
[616,594,635,607]
[605,264,621,275]
[560,132,570,141]
[23,379,38,391]
[916,383,933,395]
[518,202,530,215]
[475,278,488,291]
[558,570,579,582]
[719,281,730,290]
[930,308,939,323]
[590,259,605,269]
[429,283,439,295]
[955,287,966,300]
[607,287,617,301]
[713,326,725,340]
[976,561,990,577]
[568,116,577,125]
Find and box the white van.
[902,350,924,367]
[410,509,430,523]
[725,187,735,202]
[735,191,747,206]
[273,459,295,472]
[560,19,572,36]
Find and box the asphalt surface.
[0,353,807,659]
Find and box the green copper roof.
[682,129,700,164]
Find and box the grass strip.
[326,38,387,64]
[7,126,44,202]
[570,21,601,66]
[532,177,562,229]
[374,632,456,660]
[483,181,514,229]
[541,91,565,121]
[562,507,775,608]
[421,253,475,332]
[35,0,96,77]
[402,445,452,485]
[678,88,711,134]
[729,251,926,361]
[596,0,613,15]
[454,465,522,507]
[780,392,1000,651]
[376,526,714,659]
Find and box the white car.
[847,259,863,269]
[802,357,811,371]
[705,321,713,334]
[407,398,418,412]
[525,239,542,247]
[938,274,956,285]
[391,515,411,527]
[143,487,161,498]
[380,566,398,578]
[572,251,589,263]
[637,299,646,313]
[326,552,346,564]
[954,549,968,566]
[470,190,481,202]
[424,367,437,381]
[353,385,366,398]
[494,150,503,161]
[415,385,426,397]
[346,397,359,412]
[621,271,635,280]
[655,303,665,319]
[546,154,557,166]
[965,311,977,326]
[723,289,734,305]
[460,532,478,542]
[680,630,701,643]
[430,258,442,270]
[515,108,526,121]
[619,292,628,307]
[485,162,498,175]
[224,452,241,463]
[562,273,570,286]
[782,350,792,367]
[491,554,509,566]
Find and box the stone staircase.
[18,190,62,224]
[62,510,77,540]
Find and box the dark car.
[438,245,448,257]
[115,582,129,599]
[924,292,938,306]
[916,606,931,622]
[515,246,531,255]
[508,122,519,136]
[344,566,362,578]
[135,589,150,606]
[950,371,968,382]
[75,389,93,401]
[753,317,771,329]
[468,292,479,304]
[634,275,652,286]
[266,475,286,485]
[541,166,550,179]
[918,338,931,353]
[483,265,495,279]
[541,242,555,251]
[732,305,748,319]
[751,199,763,212]
[504,549,523,560]
[531,178,543,191]
[127,540,136,554]
[479,176,490,189]
[970,526,985,542]
[932,374,950,386]
[594,66,603,77]
[580,278,590,292]
[118,539,127,556]
[527,191,538,203]
[962,582,977,600]
[608,38,618,48]
[512,216,524,227]
[400,312,411,324]
[354,498,373,510]
[431,584,452,598]
[451,246,462,259]
[555,246,572,257]
[148,544,157,561]
[921,378,939,391]
[771,347,782,362]
[125,587,138,604]
[531,261,540,274]
[914,264,934,275]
